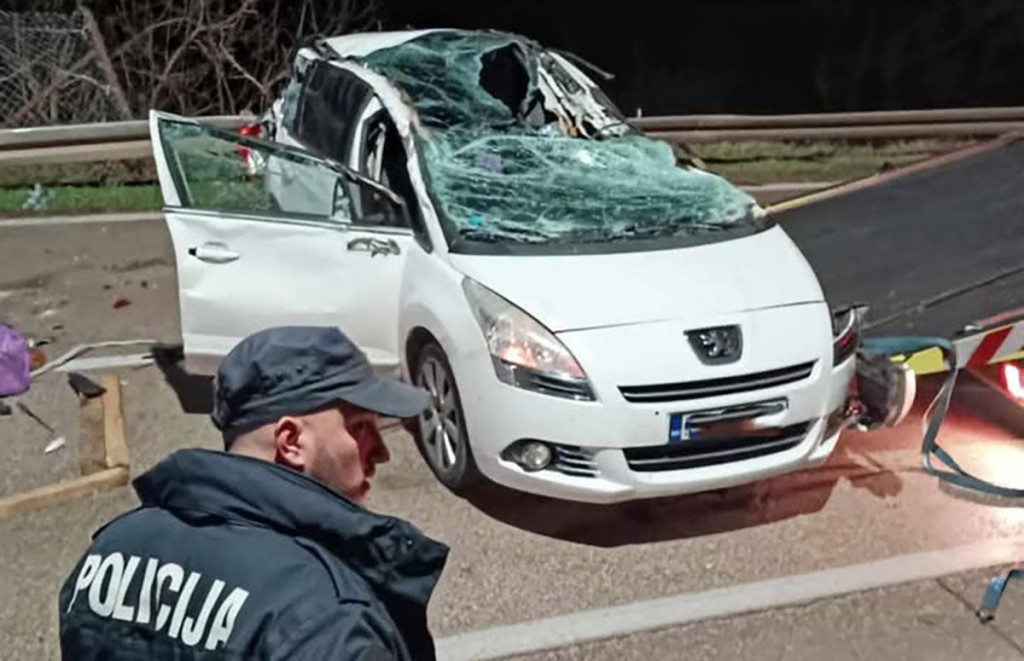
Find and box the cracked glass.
[362,31,762,250]
[157,119,351,222]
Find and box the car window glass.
[280,55,314,132]
[357,110,418,230]
[280,78,303,131]
[295,62,374,162]
[157,119,354,223]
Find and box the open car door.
[149,111,417,376]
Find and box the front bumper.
[477,412,845,504]
[456,308,856,504]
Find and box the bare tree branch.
[91,0,376,118]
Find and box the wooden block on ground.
[78,391,107,476]
[0,467,130,520]
[78,373,130,476]
[100,373,129,468]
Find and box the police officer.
[58,326,449,660]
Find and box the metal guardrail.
[0,115,250,150]
[641,122,1024,143]
[633,107,1024,142]
[2,107,1024,166]
[632,106,1024,130]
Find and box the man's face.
[278,404,391,503]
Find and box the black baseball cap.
[210,326,431,432]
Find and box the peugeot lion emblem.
[686,326,743,365]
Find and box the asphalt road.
[2,145,1024,658]
[777,139,1024,337]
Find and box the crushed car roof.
[322,30,762,249]
[324,29,449,59]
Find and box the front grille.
[551,445,599,478]
[623,422,811,472]
[619,361,816,404]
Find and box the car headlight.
[831,305,863,367]
[462,278,595,401]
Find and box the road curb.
[0,210,162,228]
[767,133,1021,214]
[0,182,830,228]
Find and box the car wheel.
[413,342,482,494]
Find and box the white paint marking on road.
[436,535,1024,660]
[51,353,155,373]
[0,211,162,228]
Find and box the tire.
[411,342,482,494]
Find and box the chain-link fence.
[0,7,130,128]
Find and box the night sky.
[11,0,1022,116]
[380,0,1024,115]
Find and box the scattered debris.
[52,324,65,332]
[151,343,185,367]
[113,298,131,309]
[68,372,106,399]
[44,436,67,454]
[0,400,11,416]
[54,353,155,373]
[30,339,157,378]
[21,183,53,211]
[28,346,46,370]
[141,280,150,289]
[102,284,113,291]
[16,401,56,435]
[39,308,60,319]
[0,323,31,397]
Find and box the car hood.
[447,226,825,333]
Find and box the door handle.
[346,237,401,257]
[188,243,239,264]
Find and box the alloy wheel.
[417,355,463,476]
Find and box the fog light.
[521,442,553,471]
[504,441,553,472]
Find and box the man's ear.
[273,416,307,470]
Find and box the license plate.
[668,400,789,444]
[668,413,696,444]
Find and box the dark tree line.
[4,0,1021,117]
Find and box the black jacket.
[58,449,449,660]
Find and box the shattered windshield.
[361,31,762,252]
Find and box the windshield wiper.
[555,222,738,244]
[457,225,550,244]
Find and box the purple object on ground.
[0,323,30,397]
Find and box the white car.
[150,29,864,504]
